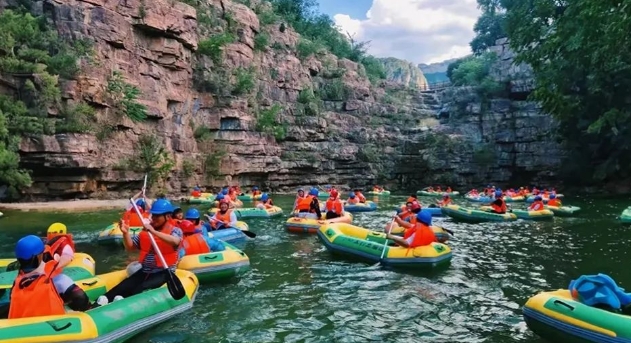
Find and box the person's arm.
[120,220,137,251]
[385,233,411,248]
[56,245,74,269]
[144,223,181,247]
[394,216,413,229]
[229,212,238,225]
[312,199,322,218]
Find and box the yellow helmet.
[47,223,67,239]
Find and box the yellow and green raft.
[317,223,452,268]
[479,206,554,221]
[0,269,199,343]
[96,223,142,246]
[187,192,215,204]
[523,289,631,343]
[545,205,581,217]
[441,204,517,223]
[209,206,283,219]
[620,206,631,224]
[178,243,250,283]
[367,190,391,196]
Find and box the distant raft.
[236,193,263,201]
[479,206,554,221]
[208,206,283,219]
[343,201,377,212]
[441,204,517,223]
[545,205,581,217]
[367,190,391,196]
[285,212,354,234]
[96,223,142,246]
[526,194,565,203]
[317,223,452,268]
[620,206,631,224]
[388,225,451,243]
[418,190,460,197]
[188,192,215,204]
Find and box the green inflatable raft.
[417,190,460,197]
[545,205,581,217]
[441,205,517,223]
[620,206,631,224]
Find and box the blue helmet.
[15,235,45,260]
[325,185,332,189]
[416,211,432,226]
[253,186,259,190]
[349,193,356,198]
[185,208,200,220]
[221,189,228,195]
[535,196,542,201]
[193,186,200,191]
[136,199,146,209]
[495,190,502,198]
[550,194,556,199]
[150,199,174,215]
[215,194,225,201]
[309,188,319,196]
[261,193,269,201]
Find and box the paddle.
[130,199,185,300]
[373,214,397,267]
[204,214,257,238]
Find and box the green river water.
[0,194,629,343]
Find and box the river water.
[0,194,629,343]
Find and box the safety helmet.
[150,199,174,215]
[535,196,542,201]
[330,190,339,198]
[411,201,421,211]
[550,194,556,199]
[215,194,225,201]
[416,211,432,226]
[407,196,416,203]
[193,186,200,191]
[219,199,230,205]
[222,189,228,195]
[442,193,449,198]
[309,188,319,196]
[47,223,67,240]
[15,235,45,260]
[185,208,201,220]
[261,193,269,201]
[136,199,146,209]
[495,190,502,198]
[253,186,259,190]
[179,220,197,234]
[349,193,356,198]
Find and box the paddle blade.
[165,270,186,300]
[241,230,257,238]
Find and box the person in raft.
[184,208,211,235]
[547,194,562,207]
[436,193,452,207]
[251,186,262,196]
[325,189,344,219]
[8,234,91,319]
[529,196,545,211]
[295,188,322,219]
[179,220,225,257]
[172,206,184,224]
[208,199,238,230]
[255,193,274,209]
[191,186,202,197]
[347,192,360,204]
[385,211,437,248]
[353,189,367,203]
[398,201,422,222]
[490,190,507,214]
[293,188,306,210]
[94,199,183,306]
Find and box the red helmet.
[179,220,197,234]
[330,190,339,198]
[410,201,421,210]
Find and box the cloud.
[332,0,480,64]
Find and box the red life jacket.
[9,261,65,319]
[182,234,211,256]
[356,192,366,203]
[138,224,180,268]
[492,199,507,213]
[212,210,233,229]
[43,234,75,262]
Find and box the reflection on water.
[0,194,628,342]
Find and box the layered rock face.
[379,57,429,90]
[12,0,439,199]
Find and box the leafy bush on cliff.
[448,52,504,100]
[255,104,287,141]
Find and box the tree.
[502,0,631,183]
[470,0,507,54]
[0,109,32,199]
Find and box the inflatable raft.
[512,209,554,221]
[367,190,391,196]
[393,205,443,217]
[523,289,631,343]
[504,195,525,202]
[285,212,353,233]
[317,223,452,268]
[620,207,631,224]
[188,192,215,204]
[417,190,460,197]
[0,269,198,343]
[236,193,262,201]
[388,225,451,243]
[178,243,250,283]
[207,221,250,244]
[343,201,377,212]
[526,194,565,203]
[318,191,330,199]
[441,205,517,223]
[209,206,283,219]
[96,223,143,246]
[546,205,581,217]
[464,195,492,203]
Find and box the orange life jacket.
[9,260,65,319]
[191,190,201,197]
[547,199,561,206]
[297,196,314,211]
[43,234,75,262]
[325,199,343,214]
[182,234,211,256]
[138,224,180,268]
[403,223,437,248]
[123,209,149,227]
[400,210,412,221]
[356,192,366,203]
[529,201,544,211]
[212,209,233,229]
[492,199,507,213]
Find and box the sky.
[316,0,481,65]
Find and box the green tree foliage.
[470,0,506,54]
[448,52,503,99]
[269,0,386,83]
[501,0,631,183]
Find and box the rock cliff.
[5,0,440,199]
[379,57,429,90]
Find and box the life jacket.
[347,197,359,204]
[529,201,544,211]
[547,199,562,207]
[355,192,366,203]
[43,234,75,262]
[404,223,437,249]
[492,199,507,213]
[296,196,314,211]
[405,215,418,225]
[325,199,343,214]
[123,208,149,227]
[182,234,211,256]
[212,209,233,229]
[400,210,412,221]
[138,224,180,268]
[9,260,65,319]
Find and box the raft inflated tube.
[285,212,354,234]
[620,207,631,224]
[441,204,517,223]
[317,223,452,268]
[178,243,250,283]
[367,190,391,196]
[504,195,525,202]
[511,209,554,221]
[0,269,199,343]
[208,206,283,219]
[464,195,492,203]
[0,253,96,289]
[207,221,250,244]
[417,190,460,197]
[343,201,377,212]
[523,289,631,343]
[237,194,262,201]
[96,223,142,246]
[545,205,581,217]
